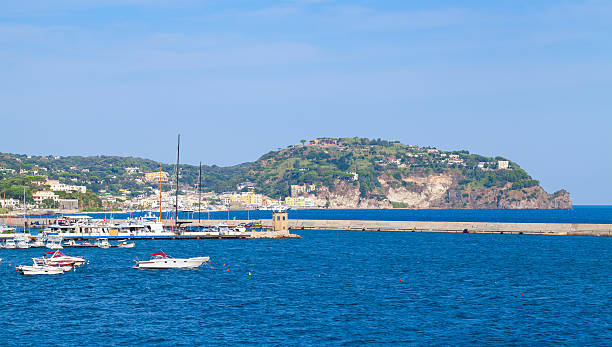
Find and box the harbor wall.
[176,219,612,236]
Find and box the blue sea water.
[39,205,612,224]
[1,230,611,345]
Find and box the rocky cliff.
[305,174,571,209]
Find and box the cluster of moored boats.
[16,250,87,275]
[0,235,135,249]
[7,250,209,275]
[12,212,252,239]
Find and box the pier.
[176,219,612,236]
[3,217,612,237]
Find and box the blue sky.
[0,0,611,204]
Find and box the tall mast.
[198,161,202,224]
[175,134,180,227]
[23,186,26,231]
[159,165,162,222]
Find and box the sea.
[1,206,611,345]
[24,204,612,224]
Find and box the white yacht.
[15,235,31,249]
[115,212,165,235]
[30,237,45,248]
[133,252,209,269]
[97,238,111,249]
[45,235,63,249]
[42,212,169,238]
[3,239,17,249]
[17,258,65,275]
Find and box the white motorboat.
[46,241,63,249]
[17,258,65,275]
[30,238,45,248]
[4,239,17,249]
[16,240,30,249]
[116,241,135,248]
[45,235,63,249]
[97,238,111,249]
[15,235,31,249]
[133,252,209,269]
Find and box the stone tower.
[272,211,288,231]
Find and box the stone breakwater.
[183,219,612,237]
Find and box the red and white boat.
[133,252,209,269]
[116,240,136,248]
[36,251,86,270]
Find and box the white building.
[46,180,87,193]
[32,191,59,203]
[498,161,510,170]
[0,198,20,208]
[125,167,140,174]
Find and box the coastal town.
[0,174,323,214]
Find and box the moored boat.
[17,258,65,275]
[3,239,17,249]
[97,238,111,249]
[46,236,63,249]
[133,252,209,269]
[35,251,85,271]
[116,240,135,248]
[30,238,45,248]
[15,235,31,249]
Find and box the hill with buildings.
[244,138,571,209]
[0,138,571,211]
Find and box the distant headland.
[0,137,571,213]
